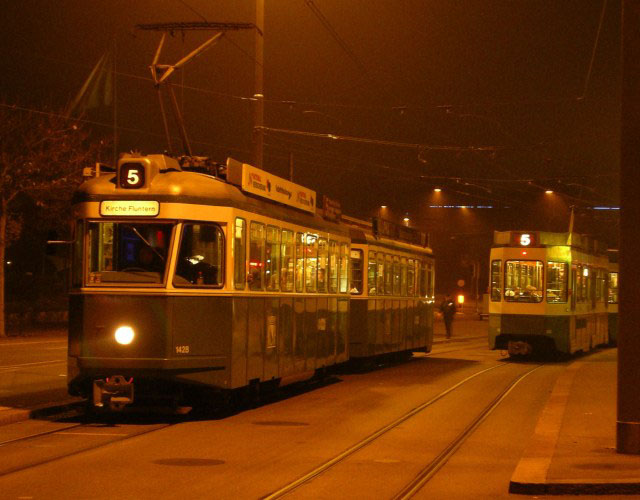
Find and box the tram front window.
[87,222,173,284]
[174,223,224,287]
[504,260,543,303]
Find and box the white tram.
[488,230,611,356]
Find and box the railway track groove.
[261,362,510,500]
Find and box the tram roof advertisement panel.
[226,158,316,214]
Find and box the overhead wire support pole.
[253,0,265,169]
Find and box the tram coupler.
[93,375,134,411]
[507,341,533,356]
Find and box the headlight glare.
[115,326,135,345]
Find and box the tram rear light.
[115,326,135,345]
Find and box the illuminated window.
[280,229,294,292]
[350,249,363,294]
[393,257,401,296]
[339,243,349,293]
[407,259,415,297]
[295,232,304,292]
[305,234,318,293]
[328,240,338,293]
[546,262,568,303]
[248,222,265,291]
[266,226,280,291]
[174,223,224,287]
[88,221,173,285]
[317,238,328,293]
[490,260,501,302]
[385,254,393,296]
[608,272,619,304]
[233,218,246,290]
[377,253,385,295]
[368,251,377,295]
[400,257,407,296]
[504,260,543,303]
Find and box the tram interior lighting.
[457,294,465,305]
[115,326,135,345]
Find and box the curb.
[509,359,640,495]
[0,399,84,427]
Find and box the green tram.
[343,216,435,364]
[488,230,612,356]
[67,153,433,410]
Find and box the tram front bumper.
[93,375,134,411]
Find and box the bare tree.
[0,103,107,337]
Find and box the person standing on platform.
[440,294,457,339]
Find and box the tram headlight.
[115,326,135,345]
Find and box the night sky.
[0,1,621,289]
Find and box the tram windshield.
[504,260,543,303]
[87,222,173,284]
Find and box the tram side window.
[576,265,590,303]
[400,258,407,296]
[305,234,318,292]
[174,223,224,287]
[317,238,328,293]
[608,272,619,304]
[328,240,338,293]
[377,253,385,295]
[407,259,415,297]
[72,220,84,288]
[295,232,304,292]
[420,261,431,298]
[596,269,605,302]
[385,255,393,295]
[490,260,502,301]
[339,243,349,293]
[350,249,363,294]
[280,229,294,292]
[504,260,543,303]
[266,225,280,291]
[546,262,568,303]
[392,257,401,296]
[249,222,265,290]
[367,252,376,295]
[233,218,246,290]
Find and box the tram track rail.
[392,364,542,499]
[262,361,538,500]
[0,415,177,478]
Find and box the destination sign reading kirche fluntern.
[100,200,160,217]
